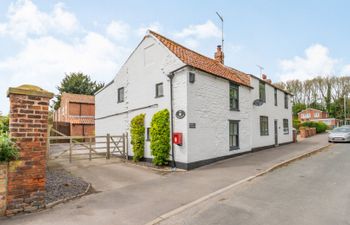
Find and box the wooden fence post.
[106,133,110,159]
[125,132,128,160]
[122,133,126,160]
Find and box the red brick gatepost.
[6,85,53,215]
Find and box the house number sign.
[175,110,186,119]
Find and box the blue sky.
[0,0,350,113]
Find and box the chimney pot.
[262,74,267,80]
[214,45,224,64]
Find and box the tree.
[54,72,104,109]
[274,75,350,120]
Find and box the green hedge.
[0,116,9,134]
[130,114,145,162]
[150,109,170,166]
[0,133,18,162]
[300,121,328,133]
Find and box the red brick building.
[53,93,95,136]
[298,108,339,127]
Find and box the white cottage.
[95,30,293,169]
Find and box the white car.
[328,127,350,143]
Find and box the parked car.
[328,127,350,143]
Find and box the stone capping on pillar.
[5,84,53,216]
[7,84,54,99]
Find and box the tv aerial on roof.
[216,12,224,52]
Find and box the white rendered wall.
[186,69,253,163]
[95,35,188,163]
[250,77,293,148]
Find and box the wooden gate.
[47,133,128,162]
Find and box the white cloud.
[0,0,79,39]
[137,22,161,36]
[174,20,221,39]
[0,0,131,113]
[106,20,130,41]
[279,44,339,81]
[341,65,350,75]
[0,33,129,102]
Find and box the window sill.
[155,95,164,98]
[230,147,240,151]
[260,134,269,136]
[117,101,124,104]
[230,109,240,112]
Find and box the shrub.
[150,109,170,166]
[130,114,145,162]
[293,119,301,130]
[0,133,19,162]
[300,121,328,133]
[0,116,9,134]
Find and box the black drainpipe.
[167,72,176,170]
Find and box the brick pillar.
[6,85,53,215]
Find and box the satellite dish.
[253,99,264,106]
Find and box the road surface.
[160,143,350,225]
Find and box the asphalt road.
[160,143,350,225]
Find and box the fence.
[47,133,128,162]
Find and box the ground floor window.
[283,119,289,134]
[260,116,269,136]
[146,127,150,141]
[229,120,239,150]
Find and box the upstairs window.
[283,119,289,134]
[274,88,278,106]
[259,81,266,102]
[189,72,195,83]
[284,93,288,109]
[229,120,239,150]
[260,116,269,136]
[155,83,164,98]
[230,83,239,111]
[118,87,124,103]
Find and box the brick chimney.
[214,45,224,64]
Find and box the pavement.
[159,142,350,225]
[1,134,330,225]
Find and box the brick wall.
[6,85,53,215]
[0,163,7,216]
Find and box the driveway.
[1,134,329,225]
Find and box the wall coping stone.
[7,84,54,98]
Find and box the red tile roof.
[149,30,251,87]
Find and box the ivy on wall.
[150,109,170,166]
[130,114,145,162]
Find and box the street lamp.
[345,94,350,125]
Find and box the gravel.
[46,168,90,205]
